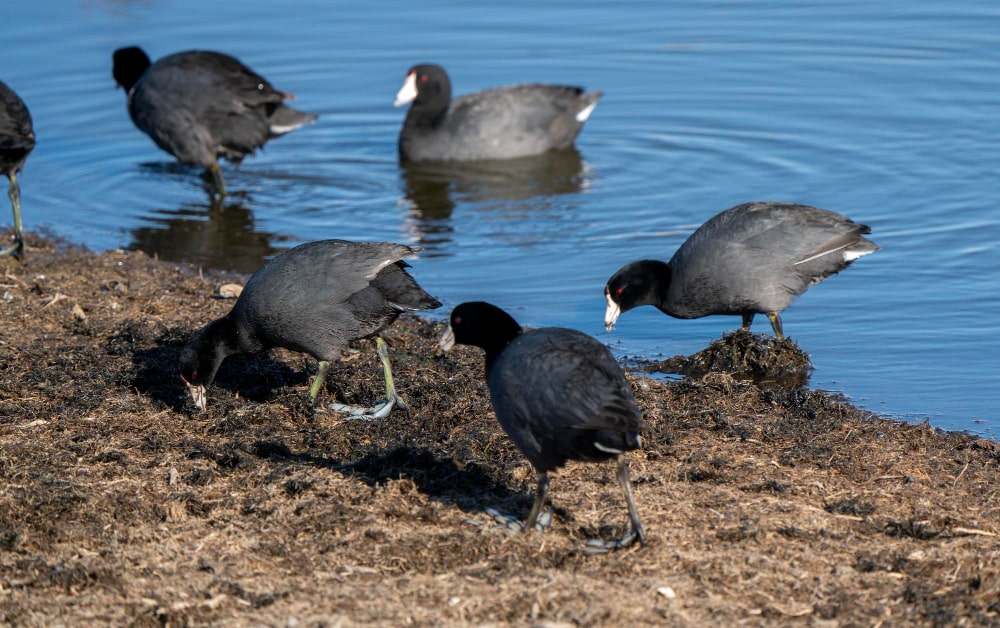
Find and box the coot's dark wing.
[234,240,428,360]
[488,327,642,471]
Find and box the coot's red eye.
[615,288,623,296]
[420,74,429,83]
[453,316,462,325]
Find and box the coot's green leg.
[309,360,330,402]
[330,337,408,419]
[740,312,754,330]
[767,312,784,340]
[209,162,226,198]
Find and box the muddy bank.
[1,236,998,626]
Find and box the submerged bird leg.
[767,312,784,340]
[208,162,226,198]
[329,337,408,419]
[585,455,646,552]
[0,175,24,259]
[308,360,331,402]
[740,312,754,330]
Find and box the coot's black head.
[112,46,152,91]
[604,260,672,331]
[178,323,228,411]
[438,301,522,357]
[394,63,452,110]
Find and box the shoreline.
[1,235,998,625]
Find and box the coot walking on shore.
[0,81,35,260]
[605,201,879,340]
[395,64,601,162]
[440,301,646,549]
[180,240,440,415]
[113,46,317,196]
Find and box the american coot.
[439,301,646,550]
[394,64,601,162]
[0,81,35,260]
[605,201,879,340]
[179,240,441,416]
[113,46,317,196]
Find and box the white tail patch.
[576,101,598,122]
[269,121,307,135]
[842,248,875,262]
[594,442,623,455]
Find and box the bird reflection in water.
[128,192,280,274]
[399,147,590,255]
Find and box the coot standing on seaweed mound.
[605,201,879,340]
[113,46,317,196]
[0,81,35,260]
[394,64,601,162]
[439,301,646,550]
[180,240,440,416]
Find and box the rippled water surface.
[4,0,998,434]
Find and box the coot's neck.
[629,259,674,312]
[407,87,451,129]
[207,314,264,356]
[479,314,523,376]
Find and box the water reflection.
[128,194,279,274]
[399,148,590,254]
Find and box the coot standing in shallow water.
[605,201,879,340]
[179,240,441,416]
[439,301,646,550]
[0,81,35,260]
[113,46,317,196]
[394,64,601,162]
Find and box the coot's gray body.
[113,46,316,194]
[605,201,879,339]
[180,240,440,412]
[395,64,601,162]
[440,301,646,549]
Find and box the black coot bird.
[605,201,879,340]
[113,46,317,196]
[179,240,440,415]
[0,81,35,260]
[394,64,601,162]
[439,301,646,549]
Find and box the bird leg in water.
[584,454,647,553]
[208,162,226,198]
[767,312,785,340]
[329,337,409,419]
[740,312,754,331]
[0,174,24,259]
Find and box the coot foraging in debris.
[439,301,646,550]
[180,240,440,415]
[0,81,35,260]
[113,46,317,196]
[605,201,879,340]
[394,64,601,162]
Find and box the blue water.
[3,0,998,435]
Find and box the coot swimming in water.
[440,301,646,549]
[113,46,317,196]
[0,81,35,260]
[605,201,879,340]
[394,64,601,162]
[180,240,440,416]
